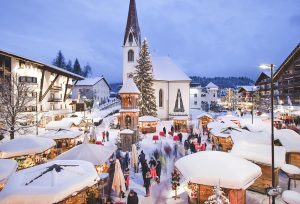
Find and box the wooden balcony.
[48,98,62,102]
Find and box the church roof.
[123,0,141,46]
[152,57,191,82]
[119,78,140,94]
[206,82,218,88]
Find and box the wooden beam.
[39,69,45,102]
[63,77,69,102]
[40,74,59,102]
[66,79,78,101]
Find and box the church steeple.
[123,0,141,46]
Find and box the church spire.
[123,0,141,46]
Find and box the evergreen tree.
[83,64,92,77]
[133,39,157,116]
[52,50,66,69]
[65,60,73,72]
[73,58,82,76]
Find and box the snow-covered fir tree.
[205,185,230,204]
[133,38,157,116]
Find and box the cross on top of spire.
[123,0,141,46]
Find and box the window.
[159,89,163,107]
[18,76,37,83]
[125,115,131,127]
[128,50,134,62]
[19,61,26,68]
[194,93,197,98]
[213,93,216,97]
[194,101,197,105]
[129,33,133,44]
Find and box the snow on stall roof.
[210,128,231,138]
[0,160,99,204]
[276,129,300,152]
[230,142,286,168]
[218,114,240,122]
[230,129,270,145]
[282,190,300,204]
[119,78,140,94]
[152,57,191,81]
[139,116,159,122]
[61,117,83,126]
[45,120,74,130]
[207,121,238,130]
[120,129,134,134]
[173,116,189,121]
[55,144,117,165]
[239,86,258,92]
[39,129,83,140]
[0,159,17,185]
[119,109,139,113]
[175,151,261,189]
[75,77,103,86]
[206,82,218,88]
[196,113,213,119]
[0,136,56,158]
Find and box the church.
[122,0,191,120]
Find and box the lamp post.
[259,64,277,204]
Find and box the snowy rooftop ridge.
[75,77,104,86]
[206,82,218,88]
[152,57,191,81]
[119,78,140,94]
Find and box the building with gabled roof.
[122,0,191,119]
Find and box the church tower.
[122,0,141,83]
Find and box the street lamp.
[259,64,278,204]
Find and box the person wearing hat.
[127,189,139,204]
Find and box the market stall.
[196,113,214,130]
[217,114,241,127]
[175,151,261,204]
[173,116,189,133]
[276,129,300,168]
[138,116,159,133]
[0,136,56,170]
[61,117,86,128]
[0,159,17,190]
[39,129,83,155]
[231,142,286,194]
[0,160,100,204]
[45,120,74,130]
[210,128,235,152]
[207,121,238,131]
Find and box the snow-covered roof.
[282,190,300,204]
[238,86,258,92]
[206,82,218,88]
[40,129,82,140]
[45,120,74,130]
[0,160,99,204]
[196,113,213,119]
[210,128,231,138]
[276,129,300,152]
[139,116,160,122]
[173,116,189,121]
[230,129,270,145]
[119,78,140,94]
[152,57,191,81]
[0,136,56,158]
[119,108,140,113]
[120,129,134,134]
[55,144,117,165]
[230,142,286,168]
[175,151,261,190]
[61,117,84,126]
[218,114,240,122]
[75,77,104,86]
[207,121,238,130]
[0,159,18,185]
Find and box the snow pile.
[0,160,99,204]
[0,136,56,158]
[39,129,82,140]
[230,129,270,145]
[230,142,286,168]
[55,144,117,165]
[119,78,140,94]
[61,117,83,126]
[120,129,134,134]
[275,129,300,152]
[282,190,300,204]
[45,120,74,130]
[175,151,261,190]
[139,116,159,122]
[0,159,17,185]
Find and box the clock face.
[127,72,133,78]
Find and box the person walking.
[171,125,174,133]
[127,190,139,204]
[106,131,109,141]
[163,127,166,135]
[149,157,157,167]
[102,131,105,142]
[184,139,189,155]
[150,164,157,180]
[156,160,162,183]
[190,142,196,153]
[124,167,130,190]
[141,161,149,184]
[178,132,183,143]
[138,150,146,168]
[123,152,130,171]
[144,171,152,197]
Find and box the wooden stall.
[173,116,189,133]
[0,137,56,170]
[210,129,234,152]
[175,151,261,204]
[231,143,286,194]
[196,113,214,130]
[217,114,241,128]
[286,152,300,168]
[138,116,159,133]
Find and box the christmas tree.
[205,185,230,204]
[171,169,180,199]
[133,38,157,116]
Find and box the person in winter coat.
[123,152,130,170]
[171,125,174,133]
[138,150,146,168]
[150,165,157,179]
[178,132,183,143]
[149,157,157,167]
[144,171,152,197]
[127,190,139,204]
[190,142,196,153]
[142,161,149,184]
[102,131,106,142]
[156,160,162,183]
[124,167,130,190]
[163,127,166,135]
[106,131,109,141]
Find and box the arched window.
[125,115,131,128]
[159,89,163,107]
[128,50,134,62]
[128,33,133,44]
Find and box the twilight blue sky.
[0,0,300,83]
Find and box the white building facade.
[72,77,111,106]
[190,82,219,111]
[122,0,191,120]
[0,49,83,125]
